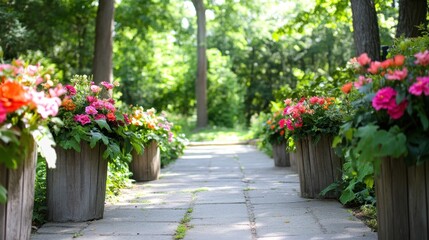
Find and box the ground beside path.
[31,145,377,240]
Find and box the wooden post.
[130,141,160,181]
[272,142,290,167]
[295,135,341,199]
[0,139,37,240]
[376,158,429,240]
[47,143,108,222]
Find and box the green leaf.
[418,110,429,131]
[339,188,355,205]
[95,119,112,132]
[0,185,7,204]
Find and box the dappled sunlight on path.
[31,145,376,240]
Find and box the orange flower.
[106,112,116,121]
[62,98,76,111]
[393,54,405,67]
[267,119,272,125]
[0,81,30,112]
[270,125,275,130]
[280,130,285,136]
[341,82,353,94]
[147,122,156,129]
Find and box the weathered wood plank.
[130,141,160,181]
[272,142,290,167]
[408,162,427,240]
[47,142,107,222]
[0,139,37,240]
[295,135,341,199]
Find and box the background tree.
[93,0,115,85]
[350,0,380,60]
[396,0,428,38]
[192,0,208,128]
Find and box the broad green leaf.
[95,119,112,132]
[0,186,7,204]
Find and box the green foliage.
[106,155,133,201]
[33,156,47,226]
[161,133,188,168]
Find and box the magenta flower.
[387,100,408,120]
[87,96,97,103]
[386,68,408,81]
[279,118,286,128]
[0,102,7,123]
[65,85,77,96]
[85,106,98,115]
[414,50,429,66]
[101,81,114,90]
[286,119,294,131]
[372,87,397,111]
[74,114,91,125]
[94,114,106,120]
[409,76,429,96]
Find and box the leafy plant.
[52,75,143,161]
[0,59,64,203]
[336,39,429,166]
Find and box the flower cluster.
[129,106,174,146]
[281,96,340,139]
[337,49,429,165]
[261,110,288,144]
[53,75,139,160]
[0,59,64,203]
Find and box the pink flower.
[94,114,106,120]
[101,81,114,90]
[409,76,429,96]
[0,102,7,123]
[357,53,371,66]
[74,114,91,125]
[85,106,98,115]
[386,68,408,81]
[309,97,319,105]
[286,119,294,131]
[65,85,76,96]
[387,100,408,120]
[91,99,105,109]
[49,84,67,98]
[103,101,116,112]
[90,85,102,93]
[372,87,397,111]
[284,98,292,106]
[414,50,429,66]
[354,76,372,89]
[368,61,382,74]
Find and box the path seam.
[234,155,258,240]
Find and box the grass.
[174,205,194,239]
[352,204,377,231]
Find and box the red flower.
[106,112,116,121]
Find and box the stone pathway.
[31,145,377,240]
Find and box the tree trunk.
[396,0,427,38]
[93,0,114,86]
[350,0,381,60]
[192,0,208,128]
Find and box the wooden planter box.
[295,135,342,199]
[289,151,298,172]
[47,143,108,222]
[0,138,37,240]
[272,142,290,167]
[130,141,160,181]
[376,158,429,240]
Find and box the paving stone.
[32,145,376,240]
[186,224,253,240]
